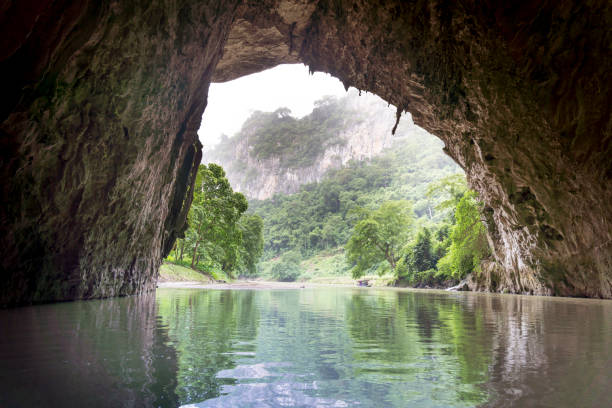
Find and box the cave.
[0,1,610,306]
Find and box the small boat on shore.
[357,279,372,287]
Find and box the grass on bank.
[300,248,350,279]
[299,249,395,286]
[162,249,396,287]
[159,262,215,283]
[163,256,233,282]
[256,248,395,286]
[307,274,395,286]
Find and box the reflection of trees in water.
[344,291,612,407]
[343,290,490,406]
[154,289,612,408]
[0,293,179,407]
[156,289,259,405]
[3,288,609,408]
[248,290,356,393]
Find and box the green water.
[1,288,611,407]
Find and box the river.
[1,287,611,407]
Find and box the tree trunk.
[190,221,205,268]
[191,240,200,268]
[386,247,397,270]
[179,240,184,261]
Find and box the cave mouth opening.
[198,64,348,152]
[176,63,467,284]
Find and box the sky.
[198,64,348,148]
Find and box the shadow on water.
[1,288,611,407]
[0,293,179,407]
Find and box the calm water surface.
[1,287,611,407]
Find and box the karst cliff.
[202,91,418,200]
[1,0,610,305]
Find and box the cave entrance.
[171,63,466,284]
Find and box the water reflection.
[156,289,259,402]
[0,288,610,407]
[0,293,179,407]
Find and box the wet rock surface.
[1,0,610,304]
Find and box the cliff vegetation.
[203,91,397,199]
[242,120,489,287]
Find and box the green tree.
[432,224,451,261]
[437,191,490,279]
[236,214,264,277]
[426,173,467,214]
[269,251,302,282]
[345,200,413,278]
[183,164,248,274]
[403,228,435,274]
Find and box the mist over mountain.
[202,90,433,200]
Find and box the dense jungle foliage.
[168,164,264,279]
[249,131,491,286]
[168,95,491,287]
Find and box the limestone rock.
[204,91,409,200]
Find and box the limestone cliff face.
[204,92,411,200]
[1,1,610,304]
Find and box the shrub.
[270,261,302,282]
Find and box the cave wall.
[0,1,241,305]
[1,0,610,305]
[295,0,611,297]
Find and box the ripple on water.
[0,288,611,407]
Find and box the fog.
[198,64,348,149]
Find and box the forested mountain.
[202,90,415,200]
[192,91,490,287]
[247,130,475,282]
[250,131,461,258]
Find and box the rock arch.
[0,1,610,305]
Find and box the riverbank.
[156,280,463,293]
[157,280,356,290]
[158,263,352,289]
[157,262,456,291]
[158,263,215,283]
[159,261,392,288]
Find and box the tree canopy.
[346,201,413,278]
[171,164,263,278]
[436,191,490,279]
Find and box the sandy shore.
[157,280,355,290]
